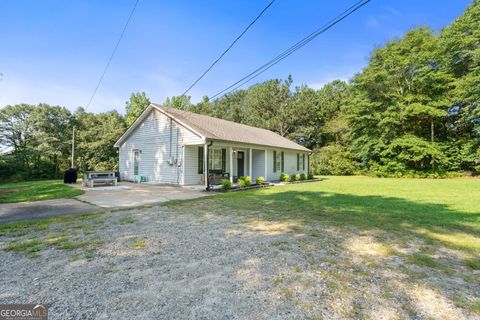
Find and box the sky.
[0,0,472,114]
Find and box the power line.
[180,0,276,97]
[85,0,140,110]
[209,0,371,100]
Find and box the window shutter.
[281,152,284,172]
[297,154,300,171]
[221,148,226,172]
[273,151,277,172]
[198,146,204,174]
[302,154,305,170]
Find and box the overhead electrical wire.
[209,0,371,100]
[85,0,140,110]
[180,0,276,97]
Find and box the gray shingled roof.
[153,104,310,152]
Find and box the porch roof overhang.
[204,139,311,153]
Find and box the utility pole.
[71,126,75,168]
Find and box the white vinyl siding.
[251,149,265,180]
[183,145,204,185]
[266,149,308,181]
[118,110,308,185]
[118,109,203,184]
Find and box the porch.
[184,143,270,188]
[209,145,267,186]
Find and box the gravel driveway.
[1,202,479,319]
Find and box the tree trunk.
[431,119,435,171]
[431,119,434,143]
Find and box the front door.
[237,151,244,177]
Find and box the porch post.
[204,143,208,189]
[264,149,267,179]
[228,146,233,183]
[249,148,252,177]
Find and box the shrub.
[244,176,251,186]
[279,173,289,182]
[256,176,265,185]
[290,174,300,182]
[307,173,314,180]
[238,177,246,188]
[310,145,356,175]
[221,179,232,190]
[300,173,307,181]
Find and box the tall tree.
[164,95,192,110]
[125,92,150,126]
[245,76,297,137]
[73,108,126,172]
[348,27,452,172]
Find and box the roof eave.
[208,138,311,152]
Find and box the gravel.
[1,205,479,319]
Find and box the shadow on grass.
[165,189,480,317]
[171,188,480,254]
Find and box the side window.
[133,150,139,176]
[273,151,284,172]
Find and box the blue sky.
[0,0,472,114]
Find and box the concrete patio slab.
[75,182,210,208]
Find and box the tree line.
[0,93,149,181]
[0,1,478,181]
[167,2,480,178]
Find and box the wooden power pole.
[71,126,75,168]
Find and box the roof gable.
[114,103,310,152]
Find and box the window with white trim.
[273,150,284,172]
[209,148,223,170]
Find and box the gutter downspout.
[205,140,213,191]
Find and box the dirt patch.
[0,188,24,195]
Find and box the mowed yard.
[0,180,83,203]
[0,176,479,319]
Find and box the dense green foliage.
[0,94,144,180]
[1,2,478,180]
[256,176,265,185]
[220,179,232,190]
[125,92,150,126]
[165,2,479,177]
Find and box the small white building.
[114,104,311,188]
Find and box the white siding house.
[114,104,311,188]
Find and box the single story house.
[114,103,311,188]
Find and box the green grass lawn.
[171,176,480,255]
[0,180,84,203]
[166,176,480,315]
[1,176,479,316]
